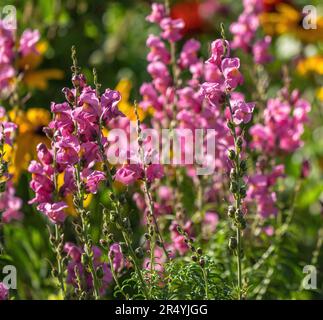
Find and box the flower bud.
[230,168,238,180]
[197,247,203,255]
[191,255,198,262]
[228,237,237,250]
[236,136,243,150]
[240,185,247,198]
[240,160,247,174]
[230,181,239,193]
[228,149,236,160]
[0,181,6,193]
[81,253,89,265]
[72,74,86,88]
[100,239,108,247]
[110,213,116,223]
[199,258,205,267]
[235,208,243,221]
[135,247,144,259]
[96,266,104,279]
[228,205,235,218]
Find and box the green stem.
[201,267,209,300]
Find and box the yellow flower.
[115,79,146,121]
[317,87,323,101]
[297,55,323,76]
[260,3,323,43]
[6,108,51,181]
[18,41,64,90]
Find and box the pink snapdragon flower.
[37,202,68,224]
[202,212,219,237]
[83,170,106,194]
[253,36,272,64]
[29,74,124,223]
[115,164,144,185]
[250,89,311,154]
[0,182,23,223]
[207,39,230,67]
[64,243,113,296]
[146,3,166,24]
[170,220,193,256]
[109,243,124,272]
[0,282,9,300]
[19,29,40,56]
[178,39,201,69]
[160,18,185,42]
[147,35,171,64]
[231,100,255,125]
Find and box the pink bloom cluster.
[0,21,40,93]
[0,107,23,224]
[0,182,23,223]
[230,0,272,64]
[0,282,9,300]
[248,89,310,218]
[64,242,123,295]
[28,74,124,223]
[247,164,285,218]
[0,106,17,146]
[250,89,311,154]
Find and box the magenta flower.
[146,164,164,182]
[231,100,255,125]
[147,35,171,64]
[101,89,124,122]
[0,282,9,300]
[253,36,272,64]
[65,243,113,296]
[0,183,23,224]
[170,221,193,256]
[203,212,219,236]
[109,243,124,273]
[160,18,185,43]
[221,58,244,90]
[147,61,171,93]
[37,143,53,165]
[146,3,166,24]
[200,82,225,107]
[140,83,162,111]
[37,202,68,224]
[207,39,230,67]
[178,39,201,69]
[115,164,144,185]
[64,242,82,262]
[19,29,40,56]
[55,136,80,165]
[83,170,106,194]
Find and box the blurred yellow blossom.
[115,79,146,121]
[297,55,323,76]
[317,87,323,101]
[19,41,64,90]
[260,3,323,43]
[6,108,51,181]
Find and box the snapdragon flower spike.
[0,182,23,223]
[250,89,311,154]
[0,21,40,93]
[0,282,9,300]
[29,73,125,223]
[64,242,121,296]
[247,164,285,218]
[229,0,272,65]
[0,107,23,224]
